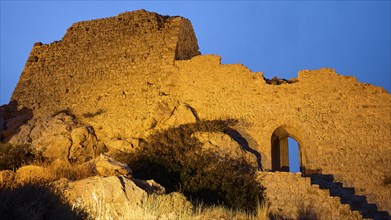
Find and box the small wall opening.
[288,137,300,172]
[271,126,304,173]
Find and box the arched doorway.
[271,125,304,173]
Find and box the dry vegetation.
[44,160,96,182]
[0,143,43,170]
[0,120,272,219]
[0,142,96,184]
[0,184,272,220]
[71,191,272,220]
[117,119,265,211]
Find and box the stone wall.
[171,55,391,212]
[12,9,199,121]
[5,10,391,213]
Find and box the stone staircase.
[258,172,362,219]
[307,174,390,220]
[257,172,391,220]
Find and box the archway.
[271,125,304,173]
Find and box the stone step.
[307,174,391,220]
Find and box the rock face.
[54,176,147,218]
[51,175,188,219]
[5,112,107,162]
[192,131,258,167]
[105,138,138,154]
[1,9,390,215]
[68,126,101,162]
[90,154,132,177]
[30,113,76,160]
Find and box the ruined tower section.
[6,10,391,214]
[11,10,200,117]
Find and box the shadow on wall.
[0,101,34,142]
[0,183,88,219]
[223,128,263,171]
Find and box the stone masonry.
[2,10,391,215]
[257,172,363,219]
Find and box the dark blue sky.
[1,1,390,105]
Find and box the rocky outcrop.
[6,112,106,162]
[51,175,191,219]
[30,113,76,159]
[131,178,165,195]
[1,9,390,218]
[192,131,258,167]
[68,126,105,162]
[149,101,199,130]
[53,176,147,218]
[105,138,141,154]
[89,154,132,177]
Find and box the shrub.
[121,119,264,212]
[0,183,89,220]
[48,161,96,181]
[0,143,42,170]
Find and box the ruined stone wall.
[7,10,391,212]
[171,55,391,212]
[11,10,199,138]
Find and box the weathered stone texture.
[3,10,391,213]
[172,55,391,212]
[11,10,200,141]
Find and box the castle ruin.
[2,10,390,218]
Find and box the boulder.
[90,154,132,177]
[162,103,198,127]
[52,175,191,219]
[131,178,165,194]
[7,112,107,162]
[42,135,73,159]
[151,101,198,129]
[192,131,258,167]
[68,126,105,162]
[105,138,140,153]
[151,101,176,123]
[53,175,147,219]
[8,113,76,159]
